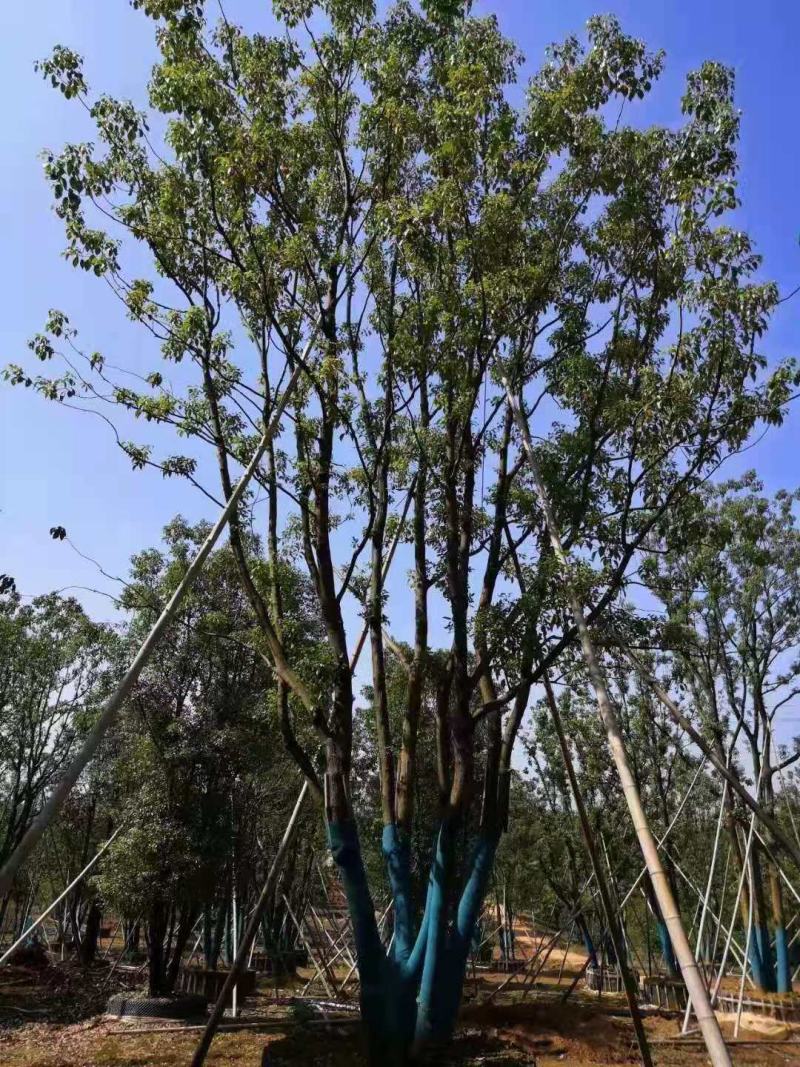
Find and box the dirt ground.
[2,954,800,1066]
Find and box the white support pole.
[664,846,749,972]
[191,781,310,1067]
[630,654,800,870]
[711,846,732,967]
[489,753,704,1004]
[0,334,317,900]
[734,850,756,1038]
[0,825,123,966]
[683,781,728,1032]
[505,380,731,1067]
[617,758,708,912]
[711,772,764,1005]
[231,864,238,1019]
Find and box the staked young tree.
[643,478,800,993]
[521,666,721,979]
[7,1,798,1060]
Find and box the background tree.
[0,590,115,933]
[96,517,324,994]
[644,478,800,992]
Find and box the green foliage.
[0,591,116,874]
[95,518,325,924]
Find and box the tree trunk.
[79,900,101,965]
[576,912,598,968]
[749,844,776,991]
[147,901,168,996]
[769,859,792,993]
[643,874,678,976]
[166,906,197,993]
[123,919,141,957]
[328,817,498,1066]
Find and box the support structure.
[190,781,310,1067]
[711,766,766,1005]
[683,779,728,1033]
[192,481,413,1064]
[627,652,800,870]
[505,381,731,1067]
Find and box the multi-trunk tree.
[9,0,796,1059]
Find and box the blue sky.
[2,0,799,650]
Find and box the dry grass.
[3,954,800,1065]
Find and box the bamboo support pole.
[492,755,707,1007]
[734,849,756,1039]
[190,782,310,1067]
[627,653,800,870]
[663,847,749,973]
[682,782,728,1032]
[711,770,764,1005]
[192,480,412,1066]
[556,922,575,984]
[0,826,123,966]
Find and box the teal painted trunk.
[775,924,792,993]
[755,923,776,992]
[414,832,498,1051]
[382,824,415,964]
[747,928,769,991]
[328,819,499,1065]
[656,919,678,977]
[576,915,598,968]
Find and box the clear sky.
[2,0,799,647]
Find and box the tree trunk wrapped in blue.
[656,918,679,977]
[754,923,776,991]
[746,928,769,991]
[576,913,598,968]
[774,923,792,993]
[382,824,415,964]
[329,818,499,1064]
